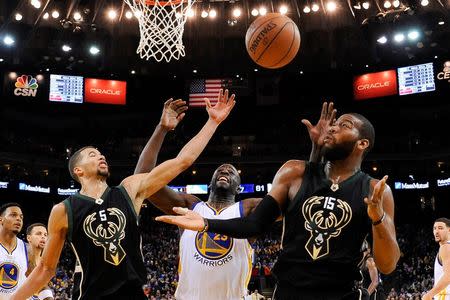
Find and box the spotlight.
[43,12,49,19]
[62,45,72,52]
[438,21,444,25]
[303,6,311,13]
[326,1,337,11]
[52,10,60,19]
[15,13,23,21]
[201,10,208,18]
[420,0,429,5]
[394,33,405,43]
[0,58,3,62]
[186,8,195,18]
[227,19,237,26]
[279,5,288,14]
[377,36,387,43]
[233,8,241,18]
[209,9,217,18]
[73,12,82,21]
[392,0,400,7]
[131,70,136,74]
[134,11,142,18]
[259,7,267,15]
[353,3,362,9]
[3,36,15,46]
[251,8,259,16]
[407,30,419,40]
[125,11,133,19]
[312,3,320,11]
[193,69,197,73]
[254,68,258,72]
[362,2,370,9]
[89,46,100,55]
[31,0,42,9]
[108,10,117,20]
[383,1,391,8]
[175,12,182,18]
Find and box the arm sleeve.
[207,194,281,238]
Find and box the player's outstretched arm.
[11,204,67,300]
[134,98,188,174]
[122,89,235,213]
[366,176,400,274]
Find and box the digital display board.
[398,63,436,95]
[186,184,208,194]
[49,74,84,103]
[239,184,254,194]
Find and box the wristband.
[372,212,386,226]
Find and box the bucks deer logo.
[302,196,352,260]
[83,207,127,266]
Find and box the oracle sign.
[85,78,126,105]
[353,70,397,100]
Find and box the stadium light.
[73,12,82,21]
[362,2,370,9]
[89,46,100,55]
[326,1,337,12]
[209,9,217,18]
[383,1,391,8]
[377,36,388,44]
[408,30,419,40]
[232,8,241,18]
[279,5,288,14]
[251,8,259,16]
[303,5,311,13]
[52,10,60,19]
[259,7,267,16]
[312,3,320,11]
[3,35,15,46]
[394,33,405,43]
[15,13,23,21]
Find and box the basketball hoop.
[124,0,195,62]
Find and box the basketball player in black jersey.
[11,91,235,300]
[358,241,381,299]
[157,108,400,299]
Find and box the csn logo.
[14,75,39,97]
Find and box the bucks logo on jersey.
[195,232,233,260]
[302,196,352,260]
[83,207,127,266]
[0,263,19,289]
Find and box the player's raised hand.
[205,89,236,125]
[155,207,205,231]
[301,101,336,146]
[364,175,388,222]
[160,98,188,131]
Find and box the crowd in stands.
[37,220,437,299]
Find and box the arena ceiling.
[0,0,448,76]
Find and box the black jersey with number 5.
[63,186,146,299]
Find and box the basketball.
[245,13,301,69]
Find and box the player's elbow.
[377,259,398,274]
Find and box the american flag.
[188,79,231,107]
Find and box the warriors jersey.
[63,186,147,299]
[272,162,372,291]
[176,201,253,300]
[0,237,28,300]
[434,241,450,300]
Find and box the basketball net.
[124,0,195,62]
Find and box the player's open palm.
[205,89,236,124]
[156,207,205,231]
[160,98,188,131]
[301,101,336,146]
[364,175,388,221]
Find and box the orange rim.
[138,0,184,6]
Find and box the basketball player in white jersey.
[424,218,450,300]
[26,223,53,300]
[0,203,27,300]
